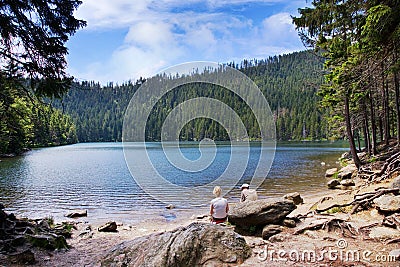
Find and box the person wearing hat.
[240,183,258,202]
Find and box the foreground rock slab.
[228,199,295,227]
[99,222,251,267]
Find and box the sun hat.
[240,183,250,189]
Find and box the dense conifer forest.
[0,0,85,155]
[57,51,327,143]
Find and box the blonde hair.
[213,186,222,197]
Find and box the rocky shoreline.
[1,142,400,266]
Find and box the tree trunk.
[368,90,377,154]
[344,95,361,168]
[381,64,390,146]
[395,72,400,147]
[385,81,390,144]
[394,49,400,147]
[363,108,370,155]
[378,116,383,143]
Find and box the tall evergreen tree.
[293,0,400,168]
[0,0,86,154]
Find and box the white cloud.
[69,0,306,83]
[261,13,299,46]
[125,21,174,47]
[75,0,151,28]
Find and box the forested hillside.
[58,50,327,142]
[0,77,78,155]
[0,0,85,155]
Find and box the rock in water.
[65,209,87,218]
[228,199,295,227]
[98,221,118,232]
[99,222,251,267]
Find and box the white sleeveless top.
[211,197,228,219]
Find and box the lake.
[0,142,348,224]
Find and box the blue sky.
[66,0,309,84]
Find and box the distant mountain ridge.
[56,50,327,142]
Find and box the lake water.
[0,142,348,224]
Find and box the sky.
[66,0,309,84]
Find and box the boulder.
[341,152,351,159]
[390,176,400,189]
[373,194,400,212]
[228,199,295,227]
[338,164,357,179]
[26,234,68,250]
[98,222,118,232]
[327,179,340,189]
[283,192,303,205]
[338,170,352,180]
[282,219,297,228]
[99,222,251,267]
[340,179,355,187]
[65,209,87,218]
[325,168,338,177]
[261,225,282,240]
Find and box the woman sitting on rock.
[210,186,229,224]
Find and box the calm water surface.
[0,142,348,224]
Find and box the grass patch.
[325,205,353,214]
[44,216,55,228]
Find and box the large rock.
[98,221,118,232]
[373,194,400,212]
[99,222,251,267]
[390,176,400,189]
[327,179,340,189]
[26,234,68,250]
[338,164,357,179]
[228,199,295,227]
[283,192,303,205]
[261,225,282,240]
[340,179,355,187]
[65,209,87,218]
[325,168,338,177]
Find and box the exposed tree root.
[315,188,399,214]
